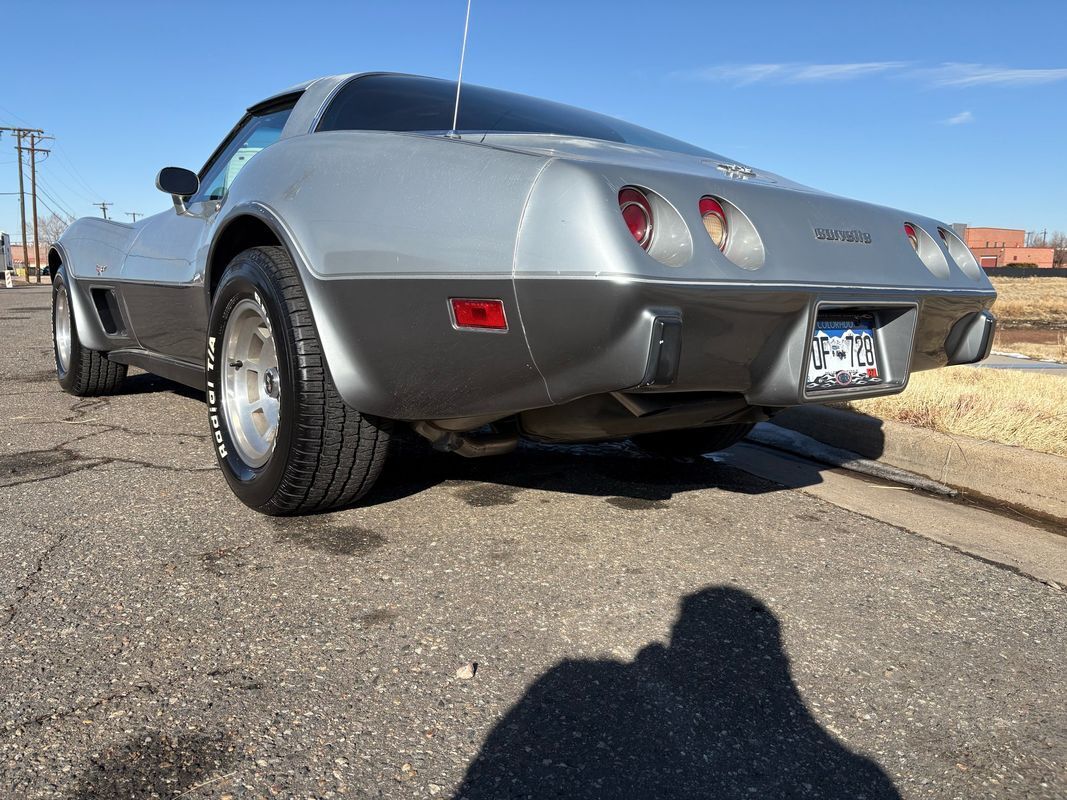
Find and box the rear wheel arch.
[206,208,378,416]
[207,213,284,298]
[207,245,390,513]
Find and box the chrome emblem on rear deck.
[814,228,872,244]
[715,163,755,180]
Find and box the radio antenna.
[448,0,473,139]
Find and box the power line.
[33,193,72,227]
[28,132,52,279]
[2,125,44,279]
[0,102,33,127]
[53,144,103,199]
[126,211,143,222]
[93,201,112,220]
[34,179,77,221]
[34,171,78,216]
[39,159,95,204]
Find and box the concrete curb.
[769,405,1067,525]
[747,424,958,496]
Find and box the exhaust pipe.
[411,421,518,458]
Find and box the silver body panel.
[54,73,996,437]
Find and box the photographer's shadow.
[454,587,899,799]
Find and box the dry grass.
[990,277,1067,326]
[845,367,1067,456]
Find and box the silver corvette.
[49,72,997,514]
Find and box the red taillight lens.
[619,187,653,250]
[904,223,919,251]
[450,298,507,330]
[699,196,729,251]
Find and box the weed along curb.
[767,405,1067,524]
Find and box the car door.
[119,105,295,364]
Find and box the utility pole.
[125,211,142,222]
[28,133,52,284]
[1,126,45,281]
[15,134,27,279]
[93,202,112,220]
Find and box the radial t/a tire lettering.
[206,246,390,515]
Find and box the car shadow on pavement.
[452,586,900,799]
[118,371,205,401]
[70,730,236,799]
[367,436,794,507]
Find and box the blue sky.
[2,0,1065,240]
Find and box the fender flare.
[206,201,317,297]
[47,242,113,353]
[206,202,382,413]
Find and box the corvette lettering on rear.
[814,227,872,244]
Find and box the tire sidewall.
[207,253,297,509]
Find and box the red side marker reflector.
[450,298,508,331]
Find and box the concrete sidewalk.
[770,405,1067,525]
[977,352,1067,376]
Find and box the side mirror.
[155,167,200,215]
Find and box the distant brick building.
[8,243,47,270]
[955,225,1055,268]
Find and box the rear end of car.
[509,156,995,439]
[252,72,995,443]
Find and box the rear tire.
[207,246,390,515]
[633,423,754,458]
[52,269,127,396]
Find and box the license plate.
[806,314,883,392]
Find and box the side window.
[194,106,293,203]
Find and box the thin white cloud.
[942,110,974,125]
[788,62,910,82]
[916,63,1067,87]
[674,62,908,85]
[674,60,1067,89]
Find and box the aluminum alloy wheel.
[221,298,281,468]
[54,284,72,374]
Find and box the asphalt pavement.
[1,285,1064,799]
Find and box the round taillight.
[904,222,919,251]
[700,196,729,251]
[619,187,653,250]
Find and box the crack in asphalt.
[2,522,68,628]
[0,447,216,489]
[0,398,215,489]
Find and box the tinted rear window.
[317,74,712,157]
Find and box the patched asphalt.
[1,284,1064,799]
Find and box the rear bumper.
[516,276,996,408]
[307,272,996,420]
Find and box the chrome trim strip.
[300,269,997,295]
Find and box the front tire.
[207,246,390,515]
[52,269,127,396]
[633,423,754,458]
